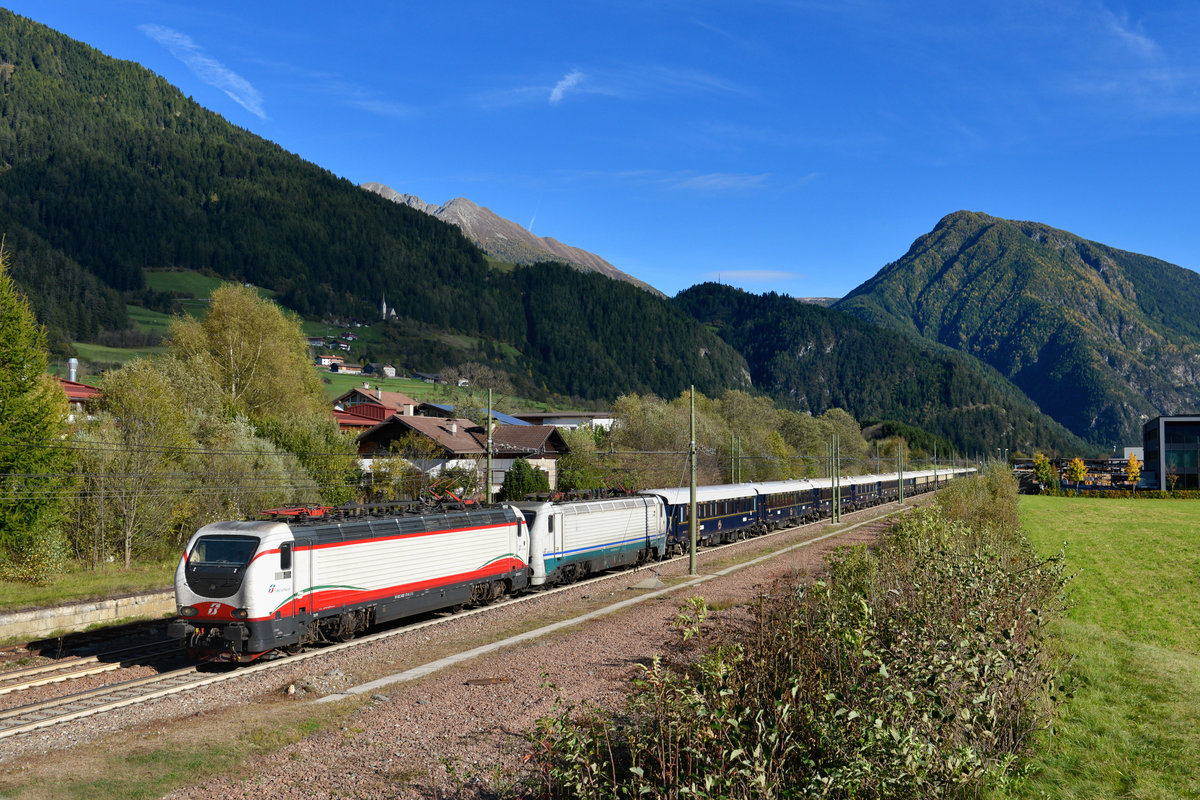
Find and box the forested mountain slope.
[676,283,1092,456]
[836,211,1200,445]
[0,11,749,402]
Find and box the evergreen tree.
[0,244,74,581]
[499,458,549,501]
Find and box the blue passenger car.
[753,480,819,528]
[641,484,762,552]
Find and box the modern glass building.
[1142,416,1200,490]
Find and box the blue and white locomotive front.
[167,520,295,660]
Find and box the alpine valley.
[1,9,1195,455]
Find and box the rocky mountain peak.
[361,182,663,296]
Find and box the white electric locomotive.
[512,495,667,586]
[168,506,529,661]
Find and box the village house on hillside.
[512,410,615,430]
[332,386,420,431]
[356,414,569,494]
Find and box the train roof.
[508,496,656,514]
[640,483,759,505]
[753,479,818,493]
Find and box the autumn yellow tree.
[1127,453,1141,490]
[1123,453,1142,491]
[1066,457,1088,494]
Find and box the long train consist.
[168,467,972,660]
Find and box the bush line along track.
[0,498,920,741]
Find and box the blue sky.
[9,1,1200,298]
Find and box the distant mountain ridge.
[836,211,1200,445]
[362,183,662,296]
[675,283,1091,456]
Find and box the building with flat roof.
[1142,416,1200,490]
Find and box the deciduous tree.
[1127,453,1141,490]
[99,359,196,567]
[1066,457,1088,493]
[167,284,328,420]
[1032,452,1056,492]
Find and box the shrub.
[525,467,1067,799]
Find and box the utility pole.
[486,389,494,504]
[898,440,905,505]
[834,433,841,522]
[689,386,698,576]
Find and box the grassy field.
[0,561,176,621]
[143,268,276,300]
[1004,496,1200,799]
[69,341,166,366]
[124,304,176,335]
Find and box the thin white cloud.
[478,63,739,110]
[550,70,584,104]
[1103,10,1159,59]
[139,24,265,119]
[671,172,769,191]
[344,96,415,119]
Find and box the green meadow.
[1003,496,1200,799]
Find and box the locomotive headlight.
[232,608,249,619]
[179,606,199,617]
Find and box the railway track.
[0,642,183,696]
[0,497,924,742]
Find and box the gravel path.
[0,497,931,798]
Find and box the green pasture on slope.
[1003,496,1200,799]
[69,341,166,366]
[143,269,276,300]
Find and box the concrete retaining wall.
[0,591,175,642]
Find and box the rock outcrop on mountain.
[362,183,662,296]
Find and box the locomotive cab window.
[189,535,259,568]
[280,542,292,571]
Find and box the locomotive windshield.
[189,535,260,567]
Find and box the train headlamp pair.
[179,605,248,619]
